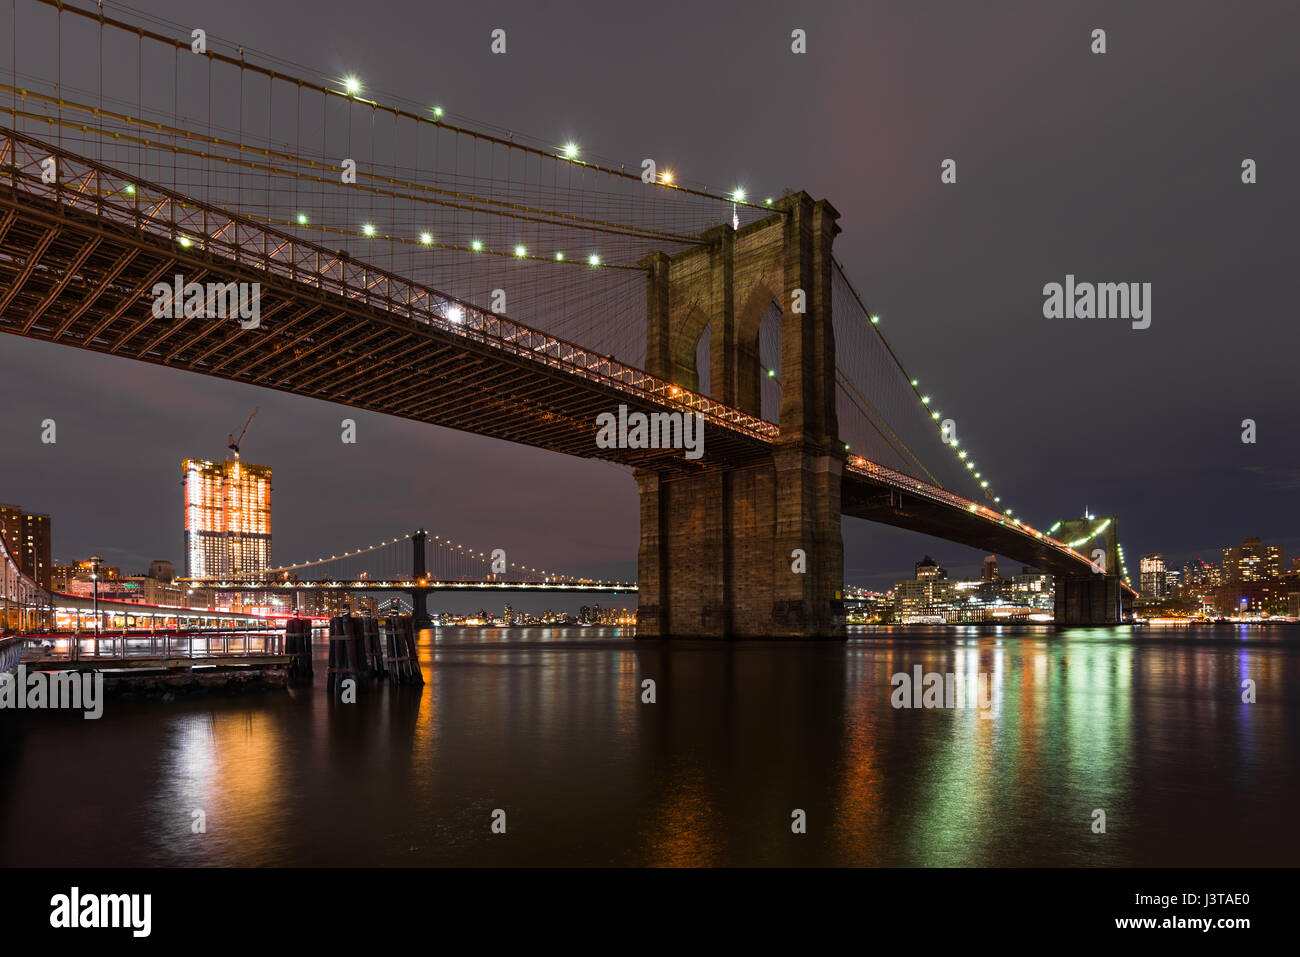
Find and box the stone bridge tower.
[1050,516,1131,624]
[635,192,845,638]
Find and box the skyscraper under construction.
[182,458,272,578]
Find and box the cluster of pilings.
[326,614,424,693]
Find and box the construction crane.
[227,407,259,461]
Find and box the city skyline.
[10,441,1298,594]
[20,459,1297,609]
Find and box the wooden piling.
[327,614,361,694]
[361,616,382,675]
[285,617,313,681]
[379,615,424,685]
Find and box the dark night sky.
[1,0,1297,595]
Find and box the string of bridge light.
[267,534,414,574]
[265,214,639,270]
[62,175,637,272]
[38,0,771,216]
[331,72,775,214]
[5,104,751,275]
[427,534,594,584]
[20,9,777,241]
[833,259,1012,517]
[263,532,605,584]
[0,83,733,248]
[0,96,658,271]
[9,23,785,260]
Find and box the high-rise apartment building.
[1164,568,1182,597]
[0,504,52,589]
[20,512,51,590]
[1223,537,1282,585]
[1265,544,1285,580]
[1140,554,1167,598]
[182,458,272,578]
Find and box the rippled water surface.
[3,623,1298,866]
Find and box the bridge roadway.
[0,129,1129,593]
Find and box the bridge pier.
[1053,574,1128,625]
[410,528,432,631]
[409,589,432,631]
[635,446,844,638]
[635,192,845,639]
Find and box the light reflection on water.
[2,623,1297,866]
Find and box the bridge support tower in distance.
[410,528,433,631]
[635,192,844,639]
[1051,516,1131,624]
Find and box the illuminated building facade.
[1221,537,1284,586]
[915,555,945,580]
[182,458,272,578]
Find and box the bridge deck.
[0,129,773,474]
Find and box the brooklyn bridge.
[0,0,1134,638]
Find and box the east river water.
[2,624,1297,866]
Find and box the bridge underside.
[844,475,1089,577]
[0,185,768,475]
[843,474,1129,624]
